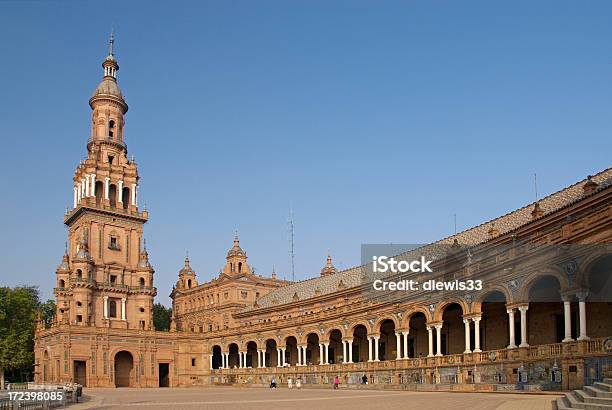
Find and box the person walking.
[296,377,302,390]
[288,377,293,389]
[333,375,339,390]
[361,374,368,385]
[270,376,277,389]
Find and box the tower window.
[110,275,117,284]
[191,358,196,367]
[108,155,114,165]
[109,120,115,129]
[109,235,120,250]
[76,315,82,323]
[238,262,242,273]
[109,300,117,318]
[139,277,145,287]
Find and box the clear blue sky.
[0,1,610,306]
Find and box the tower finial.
[109,27,115,56]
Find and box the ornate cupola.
[320,253,338,277]
[177,255,197,289]
[223,235,250,276]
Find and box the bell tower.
[55,34,156,330]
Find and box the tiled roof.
[249,168,612,310]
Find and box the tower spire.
[109,28,115,56]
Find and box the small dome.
[92,78,124,99]
[227,236,246,258]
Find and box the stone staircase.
[556,379,612,410]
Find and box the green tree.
[0,286,40,387]
[39,299,56,328]
[153,303,172,331]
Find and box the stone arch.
[433,299,468,322]
[518,268,569,302]
[305,332,320,365]
[439,302,465,355]
[245,340,258,368]
[227,343,239,368]
[264,338,278,367]
[401,306,432,328]
[472,286,512,314]
[351,323,369,362]
[284,335,298,366]
[348,321,371,336]
[113,350,134,387]
[327,329,344,365]
[477,290,508,351]
[324,327,345,341]
[211,345,222,369]
[374,315,400,334]
[377,318,398,360]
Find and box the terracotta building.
[35,38,612,391]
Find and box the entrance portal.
[114,351,134,387]
[73,361,87,386]
[158,363,169,387]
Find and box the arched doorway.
[211,345,222,369]
[528,275,566,345]
[246,341,258,368]
[585,255,612,338]
[109,184,117,209]
[328,329,343,364]
[441,303,464,355]
[285,336,298,366]
[114,351,134,387]
[408,312,428,358]
[480,291,508,351]
[228,343,239,368]
[265,339,277,367]
[306,333,320,365]
[378,319,397,360]
[352,325,368,362]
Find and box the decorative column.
[239,351,243,368]
[90,174,96,196]
[282,347,287,366]
[562,296,574,342]
[297,346,302,366]
[209,354,213,369]
[324,342,330,365]
[118,180,123,204]
[473,315,482,352]
[121,298,126,321]
[367,337,373,362]
[319,343,324,365]
[131,184,137,206]
[402,330,409,359]
[261,350,267,368]
[518,305,529,347]
[395,332,402,360]
[342,340,347,364]
[435,324,443,357]
[426,326,434,357]
[276,348,282,367]
[103,295,108,319]
[81,179,86,199]
[77,182,82,203]
[73,187,78,208]
[104,177,110,200]
[224,353,229,369]
[84,175,90,197]
[463,318,471,353]
[374,336,380,361]
[507,308,517,348]
[577,292,589,340]
[347,339,353,363]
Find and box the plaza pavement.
[70,386,559,410]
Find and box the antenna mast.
[289,207,295,281]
